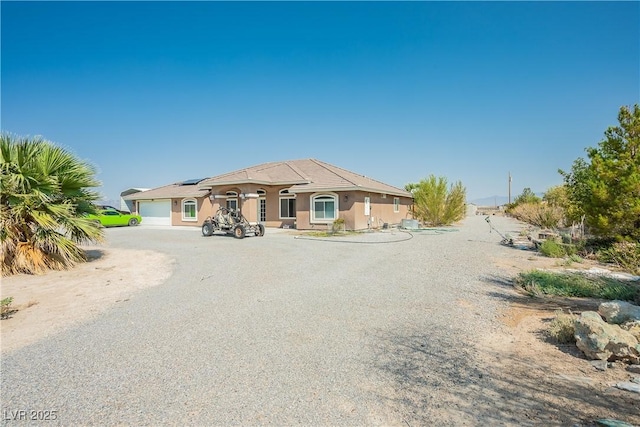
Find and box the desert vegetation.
[507,105,640,275]
[405,175,466,226]
[515,270,640,303]
[0,134,103,275]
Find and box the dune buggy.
[201,207,265,239]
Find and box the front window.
[226,191,238,211]
[279,189,296,219]
[312,194,337,222]
[394,197,400,213]
[182,199,197,221]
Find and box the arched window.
[279,189,296,219]
[226,191,238,211]
[182,199,197,221]
[257,189,266,196]
[311,194,338,222]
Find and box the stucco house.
[123,159,413,230]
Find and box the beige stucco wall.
[187,185,413,230]
[293,191,412,230]
[170,197,209,226]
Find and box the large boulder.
[598,301,640,324]
[620,320,640,342]
[574,311,640,363]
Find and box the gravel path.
[1,215,526,425]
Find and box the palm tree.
[0,134,104,275]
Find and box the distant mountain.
[469,196,510,207]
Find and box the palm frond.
[1,133,104,275]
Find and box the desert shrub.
[568,254,583,263]
[510,202,565,228]
[540,240,566,258]
[332,218,345,234]
[597,241,640,275]
[515,270,639,301]
[539,239,579,258]
[1,297,14,319]
[548,310,577,344]
[407,175,466,226]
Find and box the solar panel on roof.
[180,178,204,185]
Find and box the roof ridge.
[308,159,358,186]
[310,159,410,194]
[284,160,311,181]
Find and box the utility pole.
[508,172,512,205]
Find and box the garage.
[138,200,171,226]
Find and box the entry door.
[258,198,266,222]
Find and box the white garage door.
[139,201,171,226]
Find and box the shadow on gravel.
[84,249,105,262]
[371,327,640,426]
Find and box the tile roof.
[123,182,209,200]
[199,159,412,197]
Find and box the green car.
[87,208,142,227]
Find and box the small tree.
[0,134,103,275]
[407,175,466,226]
[560,104,640,240]
[513,187,541,206]
[543,185,569,208]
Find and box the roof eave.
[123,191,209,201]
[288,186,412,198]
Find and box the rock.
[574,311,640,363]
[620,320,640,341]
[590,360,608,371]
[614,381,640,393]
[627,364,640,374]
[599,301,640,324]
[631,377,640,384]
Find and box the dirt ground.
[1,246,173,353]
[1,244,639,424]
[487,248,640,425]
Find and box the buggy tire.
[128,218,139,226]
[202,222,214,237]
[256,224,265,237]
[233,224,246,239]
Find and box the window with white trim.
[182,199,197,221]
[279,189,296,219]
[311,194,337,222]
[226,191,238,211]
[393,197,400,213]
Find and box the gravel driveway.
[1,215,525,425]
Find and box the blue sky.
[2,1,638,203]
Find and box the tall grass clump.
[515,270,639,302]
